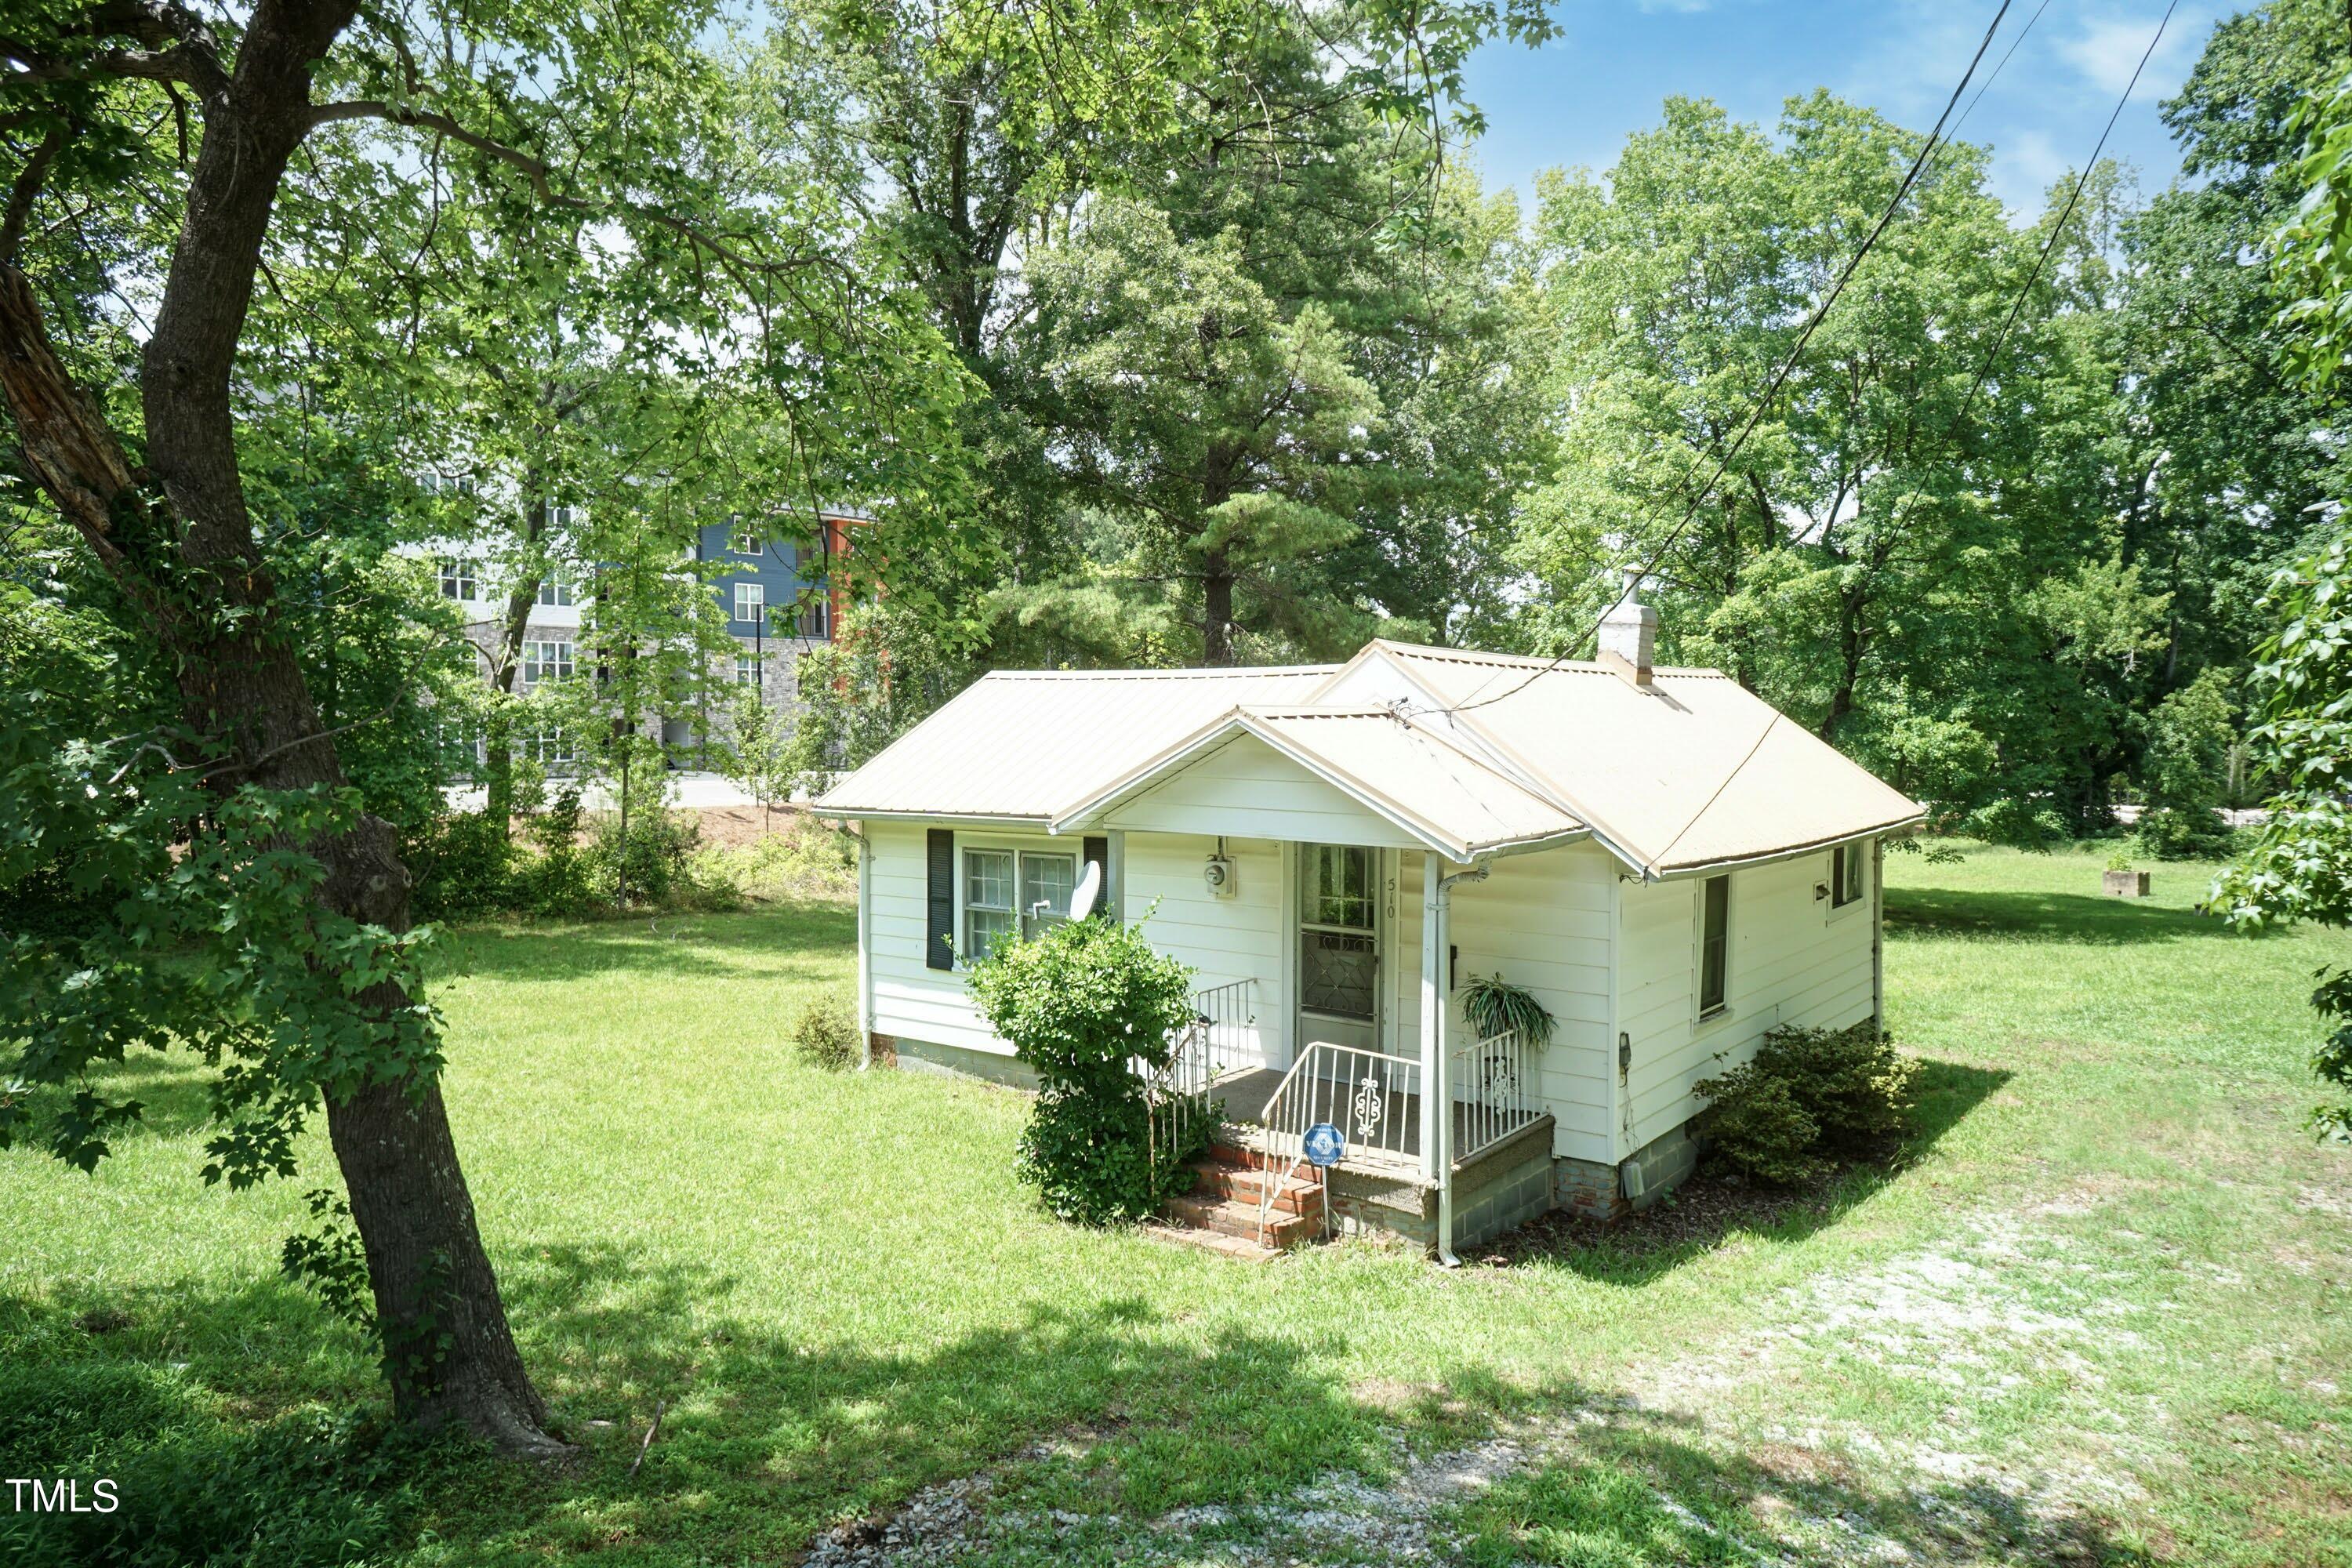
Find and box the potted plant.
[2103,848,2151,898]
[1459,973,1555,1046]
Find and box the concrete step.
[1166,1193,1319,1250]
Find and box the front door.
[1298,844,1381,1058]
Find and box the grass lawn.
[4,844,2348,1565]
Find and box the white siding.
[864,820,1289,1066]
[1617,846,1879,1155]
[1099,733,1422,848]
[1123,832,1286,1069]
[866,818,1010,1056]
[1437,844,1619,1164]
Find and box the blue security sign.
[1302,1122,1345,1168]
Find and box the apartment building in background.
[422,485,866,775]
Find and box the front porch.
[1147,969,1555,1255]
[1207,1062,1548,1179]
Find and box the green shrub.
[689,814,858,905]
[788,992,862,1071]
[514,787,597,916]
[967,916,1199,1225]
[406,808,516,920]
[1751,1022,1916,1152]
[1688,1063,1826,1186]
[1693,1021,1915,1185]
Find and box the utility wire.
[1433,0,2020,718]
[1962,0,2180,419]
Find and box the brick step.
[1141,1221,1279,1262]
[1165,1193,1320,1250]
[1188,1161,1323,1217]
[1203,1137,1287,1172]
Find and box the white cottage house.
[815,605,1923,1258]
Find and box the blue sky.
[1457,0,2216,220]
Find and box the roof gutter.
[1637,813,1929,881]
[809,807,1054,829]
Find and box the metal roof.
[812,664,1334,821]
[815,641,1925,874]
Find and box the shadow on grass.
[1886,885,2243,945]
[424,904,855,985]
[1448,1401,2154,1568]
[1492,1058,2010,1287]
[3,1240,2153,1567]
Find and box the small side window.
[1698,873,1730,1018]
[1831,844,1864,909]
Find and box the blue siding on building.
[695,521,827,638]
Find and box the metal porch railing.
[1450,1026,1538,1162]
[1142,980,1258,1181]
[1250,1040,1423,1242]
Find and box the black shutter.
[925,829,955,970]
[1083,836,1111,920]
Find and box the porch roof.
[1049,706,1589,860]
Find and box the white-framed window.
[546,503,579,530]
[437,557,478,601]
[520,729,574,770]
[797,594,829,639]
[731,520,762,555]
[1831,842,1864,909]
[735,651,761,688]
[1019,852,1077,938]
[961,844,1077,963]
[521,639,574,687]
[1697,873,1730,1018]
[733,581,764,626]
[537,567,575,607]
[963,848,1015,963]
[420,472,477,499]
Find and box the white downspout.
[854,826,874,1070]
[1871,835,1886,1034]
[1420,856,1490,1267]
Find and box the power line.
[1435,0,2020,718]
[1962,0,2180,419]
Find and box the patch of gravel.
[800,1426,1528,1567]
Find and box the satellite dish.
[1069,860,1103,921]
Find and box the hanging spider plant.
[1460,973,1554,1047]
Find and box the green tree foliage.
[0,0,960,1454]
[2136,669,2240,857]
[2212,49,2352,1137]
[1520,94,2137,840]
[966,916,1200,1225]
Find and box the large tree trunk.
[0,0,560,1459]
[1202,550,1236,666]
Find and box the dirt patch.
[690,804,797,849]
[1480,1170,1841,1265]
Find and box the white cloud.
[1991,129,2072,211]
[2058,7,2201,102]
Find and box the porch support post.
[1419,855,1457,1265]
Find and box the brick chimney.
[1596,579,1657,688]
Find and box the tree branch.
[307,100,832,285]
[0,124,67,266]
